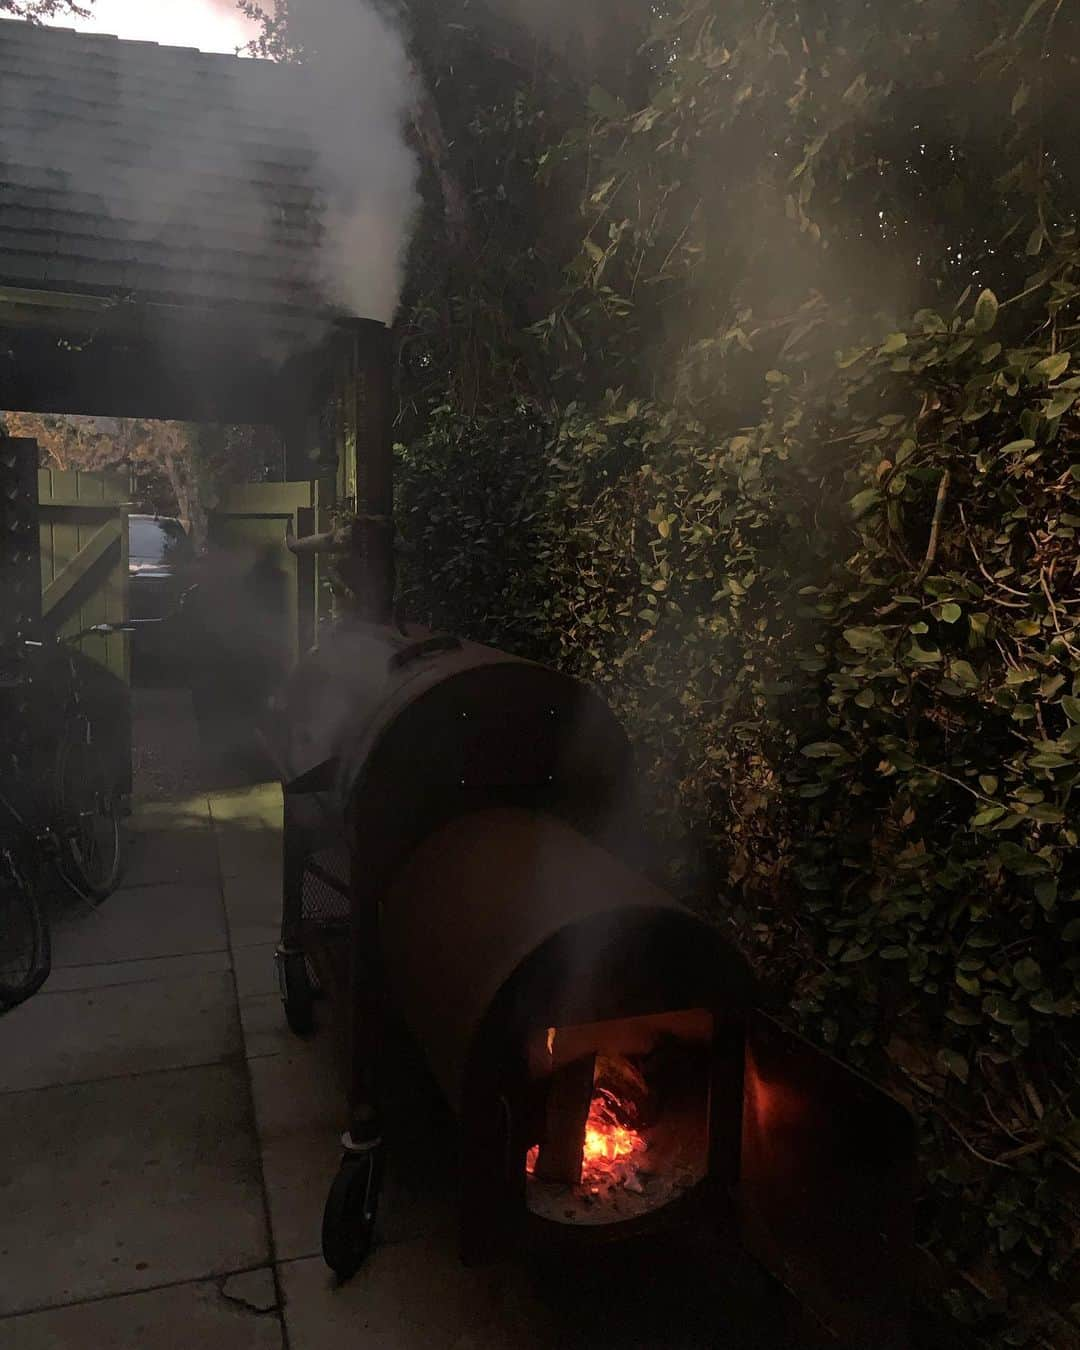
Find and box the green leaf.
[1033,351,1070,381]
[946,1006,982,1026]
[1013,957,1043,991]
[973,806,1006,827]
[999,438,1036,456]
[844,626,885,651]
[881,333,908,354]
[1029,752,1069,769]
[1045,390,1077,420]
[979,775,999,795]
[983,993,1025,1026]
[938,602,962,623]
[802,741,846,758]
[973,289,999,333]
[880,946,908,960]
[1061,696,1080,723]
[849,489,882,519]
[939,1049,970,1083]
[908,641,942,664]
[951,659,979,687]
[997,843,1051,875]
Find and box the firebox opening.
[524,1009,713,1227]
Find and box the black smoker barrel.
[273,315,915,1346]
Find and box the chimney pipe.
[333,318,395,624]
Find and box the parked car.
[127,515,194,682]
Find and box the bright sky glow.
[44,0,257,55]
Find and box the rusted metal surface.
[277,620,640,877]
[740,1011,916,1348]
[380,807,752,1113]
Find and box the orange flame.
[525,1082,646,1188]
[581,1087,645,1184]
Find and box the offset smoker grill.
[271,319,916,1347]
[273,621,915,1347]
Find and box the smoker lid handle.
[388,634,463,672]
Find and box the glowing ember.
[581,1087,645,1185]
[525,1080,646,1189]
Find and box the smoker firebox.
[271,620,915,1348]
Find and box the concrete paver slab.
[248,1046,342,1261]
[208,784,283,829]
[0,972,240,1093]
[49,883,227,969]
[247,1026,456,1258]
[0,1063,268,1315]
[278,1241,552,1350]
[222,873,281,950]
[221,1267,279,1314]
[43,950,231,996]
[0,1275,283,1349]
[239,995,295,1060]
[126,796,212,832]
[216,842,280,891]
[234,945,279,1001]
[123,827,221,889]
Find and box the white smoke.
[264,0,420,323]
[1,1,419,330]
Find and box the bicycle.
[0,599,194,1010]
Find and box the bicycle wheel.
[55,717,123,903]
[0,849,50,1010]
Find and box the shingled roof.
[0,18,330,316]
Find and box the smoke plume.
[0,0,419,332]
[268,0,420,323]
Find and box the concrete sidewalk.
[0,692,798,1350]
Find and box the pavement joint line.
[0,1055,244,1099]
[0,1264,278,1323]
[32,965,235,998]
[43,946,230,974]
[210,783,292,1349]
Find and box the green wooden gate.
[38,466,130,684]
[207,480,321,667]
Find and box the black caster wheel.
[322,1146,384,1280]
[276,949,315,1036]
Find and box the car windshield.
[129,517,189,565]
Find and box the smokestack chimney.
[333,318,395,624]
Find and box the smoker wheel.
[321,1148,383,1280]
[278,950,315,1036]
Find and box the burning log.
[534,1053,596,1187]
